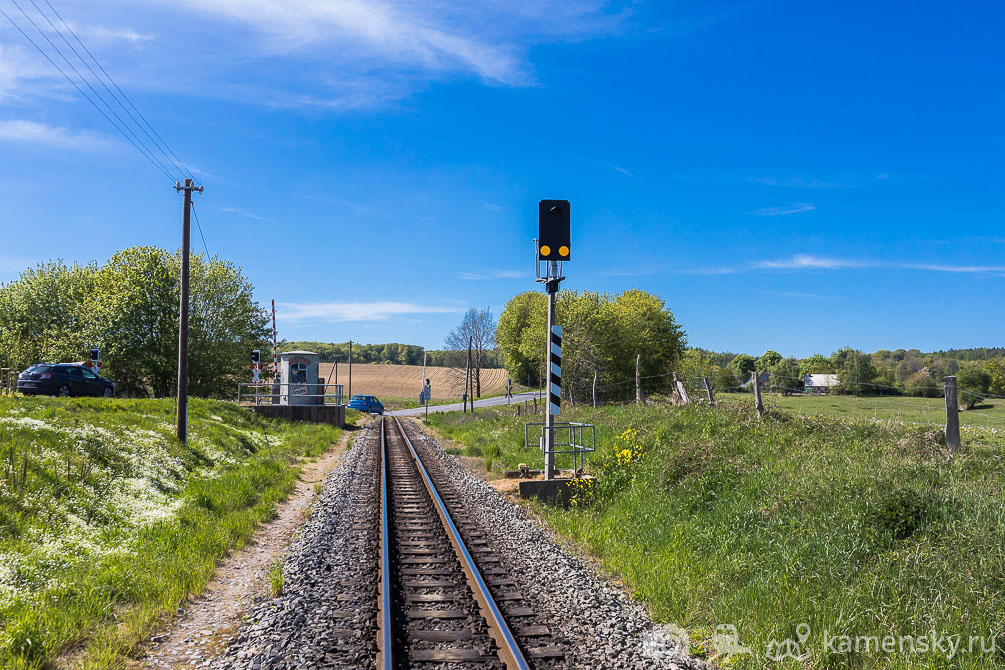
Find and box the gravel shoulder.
[134,429,357,669]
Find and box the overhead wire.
[190,201,211,259]
[6,0,181,180]
[0,3,177,181]
[34,0,194,178]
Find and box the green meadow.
[429,402,1005,668]
[0,397,346,669]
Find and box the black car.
[17,364,116,398]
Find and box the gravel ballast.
[212,420,704,669]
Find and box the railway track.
[378,417,564,669]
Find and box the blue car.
[348,394,384,415]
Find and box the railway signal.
[534,199,570,479]
[87,347,101,373]
[537,200,570,262]
[251,349,261,385]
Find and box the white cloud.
[901,263,1005,273]
[612,165,632,176]
[750,202,814,216]
[67,23,153,43]
[757,254,863,270]
[459,270,524,280]
[278,301,461,322]
[0,119,111,149]
[219,207,270,222]
[757,254,1005,274]
[165,0,620,86]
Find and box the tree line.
[496,288,687,403]
[277,340,503,369]
[679,347,1005,409]
[0,247,269,398]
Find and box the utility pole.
[348,341,353,399]
[175,178,203,443]
[463,337,471,412]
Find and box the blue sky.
[1,0,1003,358]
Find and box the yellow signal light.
[559,245,569,257]
[540,245,551,257]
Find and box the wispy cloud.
[459,270,524,280]
[612,165,632,176]
[747,176,849,189]
[757,254,863,270]
[278,301,462,322]
[750,202,814,216]
[67,23,154,43]
[901,263,1005,273]
[0,120,112,149]
[484,202,501,211]
[167,0,622,88]
[220,206,270,222]
[756,254,1005,274]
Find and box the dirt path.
[134,430,356,669]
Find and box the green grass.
[0,396,347,669]
[429,403,1005,668]
[752,392,1005,429]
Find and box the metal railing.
[237,382,344,406]
[524,421,596,475]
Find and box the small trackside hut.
[239,350,346,427]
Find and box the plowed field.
[318,363,509,399]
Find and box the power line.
[0,2,177,180]
[10,0,181,180]
[35,0,194,178]
[190,200,211,259]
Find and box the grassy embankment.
[428,402,1005,668]
[0,396,347,669]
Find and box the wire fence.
[554,366,1005,438]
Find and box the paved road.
[389,391,541,417]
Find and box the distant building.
[804,373,839,394]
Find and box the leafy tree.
[185,253,270,398]
[496,292,545,385]
[756,350,782,371]
[956,363,991,409]
[0,261,96,370]
[904,370,941,398]
[1,246,269,398]
[799,354,834,375]
[769,357,802,393]
[835,349,877,395]
[445,307,496,397]
[985,359,1005,397]
[495,288,686,403]
[732,354,756,381]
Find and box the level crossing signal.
[538,200,570,262]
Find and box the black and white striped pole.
[536,199,570,480]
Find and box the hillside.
[320,362,511,400]
[0,397,344,669]
[429,402,1005,667]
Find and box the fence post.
[635,354,646,405]
[752,371,764,419]
[592,369,598,408]
[944,376,961,450]
[672,372,691,405]
[703,376,715,408]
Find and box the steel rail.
[378,419,394,669]
[392,416,531,670]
